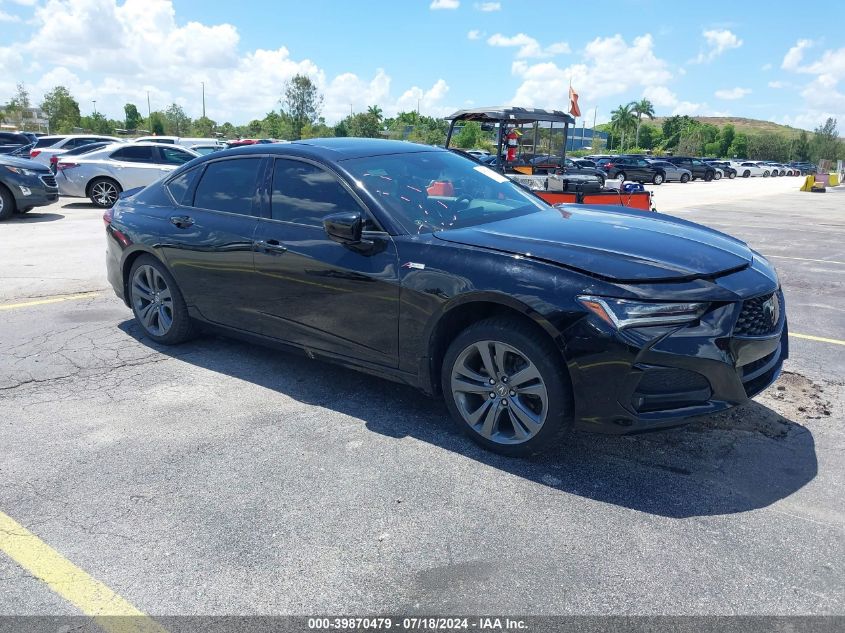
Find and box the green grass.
[650,116,806,138]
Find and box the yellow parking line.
[0,291,100,311]
[0,510,168,633]
[791,332,845,346]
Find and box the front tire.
[680,173,690,183]
[652,172,664,185]
[763,171,770,178]
[0,185,16,220]
[441,317,572,457]
[616,171,626,182]
[128,255,196,345]
[704,171,714,182]
[88,177,122,208]
[743,170,751,178]
[728,171,736,179]
[713,171,722,180]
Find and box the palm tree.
[631,98,655,148]
[610,103,636,151]
[367,105,383,122]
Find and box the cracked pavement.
[0,193,842,617]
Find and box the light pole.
[92,100,97,115]
[201,82,206,119]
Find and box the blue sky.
[1,0,843,132]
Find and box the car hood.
[0,155,50,171]
[433,205,753,282]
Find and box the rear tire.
[128,255,197,345]
[652,172,664,185]
[88,177,122,208]
[728,171,736,179]
[616,171,626,182]
[743,170,751,178]
[704,171,714,182]
[0,185,16,221]
[713,171,722,180]
[441,317,572,457]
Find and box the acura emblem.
[762,295,779,326]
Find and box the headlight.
[578,296,708,329]
[4,166,37,176]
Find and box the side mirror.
[323,211,363,245]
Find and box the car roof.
[221,137,445,161]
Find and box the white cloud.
[467,29,482,40]
[394,79,451,116]
[782,39,813,70]
[643,85,678,107]
[672,101,705,115]
[430,0,459,9]
[714,87,751,100]
[0,10,21,22]
[509,34,672,110]
[761,63,772,70]
[768,80,786,89]
[474,2,501,10]
[693,29,743,63]
[1,0,458,123]
[487,32,570,58]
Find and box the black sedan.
[105,139,787,456]
[600,155,666,184]
[0,155,58,220]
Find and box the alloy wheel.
[91,180,119,207]
[131,265,174,336]
[450,340,548,445]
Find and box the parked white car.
[132,136,225,150]
[730,161,769,178]
[56,142,199,207]
[29,134,122,166]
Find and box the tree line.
[3,78,841,162]
[603,98,842,162]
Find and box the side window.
[166,167,202,205]
[271,159,361,227]
[111,146,155,163]
[636,159,648,167]
[193,158,262,214]
[159,147,195,165]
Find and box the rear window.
[111,146,155,162]
[34,136,64,148]
[193,158,261,214]
[166,167,202,205]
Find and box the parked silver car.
[646,159,692,183]
[56,143,199,207]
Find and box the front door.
[252,157,401,368]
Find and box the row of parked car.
[466,147,817,186]
[578,154,814,185]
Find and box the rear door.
[157,156,264,330]
[251,156,401,367]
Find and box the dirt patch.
[697,371,832,439]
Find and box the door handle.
[170,215,194,228]
[254,239,287,254]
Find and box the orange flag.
[569,85,581,118]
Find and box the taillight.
[103,208,114,226]
[57,162,79,170]
[30,150,41,158]
[605,162,615,168]
[50,155,59,164]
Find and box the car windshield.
[342,150,549,234]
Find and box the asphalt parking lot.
[0,178,843,621]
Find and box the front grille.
[735,292,780,336]
[39,174,57,188]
